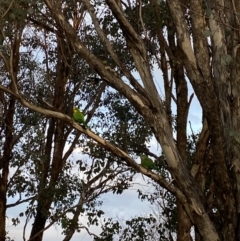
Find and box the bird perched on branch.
[73,107,89,129]
[140,155,157,170]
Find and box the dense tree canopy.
[0,0,240,241]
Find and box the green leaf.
[27,8,34,14]
[203,29,212,37]
[225,30,232,38]
[221,54,233,65]
[206,8,212,17]
[9,13,15,20]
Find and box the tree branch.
[6,195,36,208]
[0,83,183,200]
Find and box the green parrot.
[73,107,89,129]
[140,155,157,170]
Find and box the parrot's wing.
[73,110,90,129]
[141,155,150,167]
[140,155,156,170]
[74,109,84,122]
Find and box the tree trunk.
[0,98,15,240]
[29,39,71,241]
[175,57,192,241]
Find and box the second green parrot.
[140,155,157,170]
[73,107,89,129]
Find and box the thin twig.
[0,0,15,20]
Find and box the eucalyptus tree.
[0,1,150,241]
[1,0,240,241]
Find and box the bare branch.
[6,195,36,208]
[83,0,147,98]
